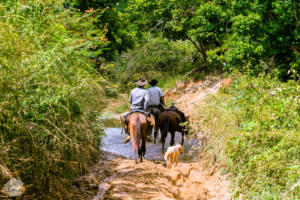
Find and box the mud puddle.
[101,119,199,161]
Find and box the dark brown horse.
[159,109,188,152]
[147,105,164,143]
[128,112,149,162]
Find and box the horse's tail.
[163,115,169,138]
[132,117,141,153]
[136,117,141,143]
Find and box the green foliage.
[62,0,299,81]
[197,73,300,199]
[125,0,220,62]
[124,0,299,79]
[66,0,134,60]
[210,0,300,80]
[115,103,130,114]
[110,37,195,91]
[0,0,107,198]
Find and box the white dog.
[164,144,184,168]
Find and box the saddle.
[128,109,151,117]
[147,104,165,112]
[165,103,187,122]
[167,102,178,111]
[120,110,155,135]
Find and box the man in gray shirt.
[145,79,165,110]
[120,79,149,143]
[144,79,165,143]
[129,79,148,111]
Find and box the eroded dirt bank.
[70,75,232,200]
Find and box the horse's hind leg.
[138,148,143,162]
[161,134,166,153]
[148,126,153,138]
[141,137,146,160]
[154,123,159,144]
[134,152,138,164]
[170,131,175,146]
[181,132,184,146]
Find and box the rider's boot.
[123,135,131,143]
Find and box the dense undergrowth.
[0,1,107,199]
[106,37,195,91]
[197,72,300,199]
[0,0,299,199]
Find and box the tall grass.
[196,72,300,199]
[0,1,107,198]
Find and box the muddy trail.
[70,76,232,200]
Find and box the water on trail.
[101,118,199,161]
[73,77,233,200]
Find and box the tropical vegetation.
[0,0,299,199]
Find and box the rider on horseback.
[120,79,154,143]
[142,79,166,143]
[129,79,148,111]
[145,79,165,111]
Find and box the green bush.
[125,0,299,80]
[209,0,300,80]
[0,1,107,198]
[108,37,195,91]
[197,72,300,199]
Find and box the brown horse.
[147,105,164,143]
[159,109,188,152]
[128,112,149,162]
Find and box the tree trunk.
[186,37,207,62]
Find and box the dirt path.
[70,76,232,200]
[70,152,230,200]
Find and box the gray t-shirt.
[129,87,148,110]
[145,86,164,106]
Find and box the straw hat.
[135,79,147,87]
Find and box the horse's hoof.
[135,160,138,164]
[146,136,153,142]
